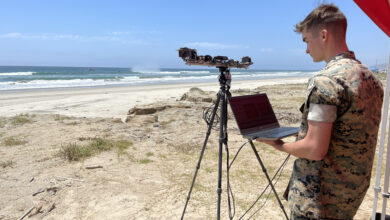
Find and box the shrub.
[3,136,27,146]
[11,114,32,125]
[0,160,14,168]
[59,138,133,161]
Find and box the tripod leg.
[217,89,227,220]
[249,140,289,220]
[181,93,222,220]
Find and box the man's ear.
[320,29,328,42]
[320,29,329,42]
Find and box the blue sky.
[0,0,388,70]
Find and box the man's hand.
[256,120,332,160]
[256,139,285,151]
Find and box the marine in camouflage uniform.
[288,51,384,219]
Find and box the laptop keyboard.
[250,127,298,138]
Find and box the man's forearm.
[259,120,332,160]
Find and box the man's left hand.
[256,139,285,151]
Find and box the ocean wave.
[0,70,315,90]
[0,75,219,90]
[0,71,35,76]
[136,70,211,75]
[181,70,211,74]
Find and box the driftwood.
[28,205,43,217]
[54,176,84,182]
[85,165,103,169]
[18,206,34,220]
[47,203,56,213]
[32,188,45,196]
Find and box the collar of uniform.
[326,51,356,67]
[315,51,357,75]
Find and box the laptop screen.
[229,94,279,133]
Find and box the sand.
[0,77,389,219]
[0,78,308,119]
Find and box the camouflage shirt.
[288,51,384,219]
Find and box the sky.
[0,0,389,70]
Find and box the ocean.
[0,66,316,91]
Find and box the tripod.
[181,67,289,220]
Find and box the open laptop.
[229,93,299,140]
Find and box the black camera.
[178,47,253,69]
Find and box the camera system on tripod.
[178,47,253,69]
[178,48,290,219]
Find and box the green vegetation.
[116,140,133,156]
[59,138,133,161]
[161,119,175,125]
[205,167,214,173]
[54,114,71,122]
[0,119,5,128]
[0,160,14,168]
[65,121,79,126]
[3,136,27,146]
[11,114,32,125]
[146,152,154,157]
[139,158,153,164]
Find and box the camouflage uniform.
[288,51,384,219]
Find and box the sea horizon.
[0,65,317,91]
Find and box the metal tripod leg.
[217,84,228,220]
[249,140,289,220]
[181,92,222,220]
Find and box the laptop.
[229,93,299,140]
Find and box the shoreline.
[0,74,313,93]
[0,77,309,118]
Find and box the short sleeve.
[308,104,337,122]
[307,76,344,122]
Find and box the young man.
[257,4,384,219]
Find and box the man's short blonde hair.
[295,4,347,37]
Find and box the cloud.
[0,32,22,38]
[259,48,274,53]
[0,32,144,44]
[186,42,247,49]
[0,33,82,40]
[109,31,133,36]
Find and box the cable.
[203,103,219,129]
[229,142,247,169]
[221,141,248,220]
[247,154,290,219]
[238,154,291,220]
[224,139,291,219]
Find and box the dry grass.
[0,160,14,168]
[3,136,27,146]
[11,114,33,125]
[58,138,132,161]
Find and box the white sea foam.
[181,71,211,74]
[0,70,315,91]
[0,71,35,76]
[137,70,211,75]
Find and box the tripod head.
[178,47,253,69]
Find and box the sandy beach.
[0,77,309,119]
[0,76,389,219]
